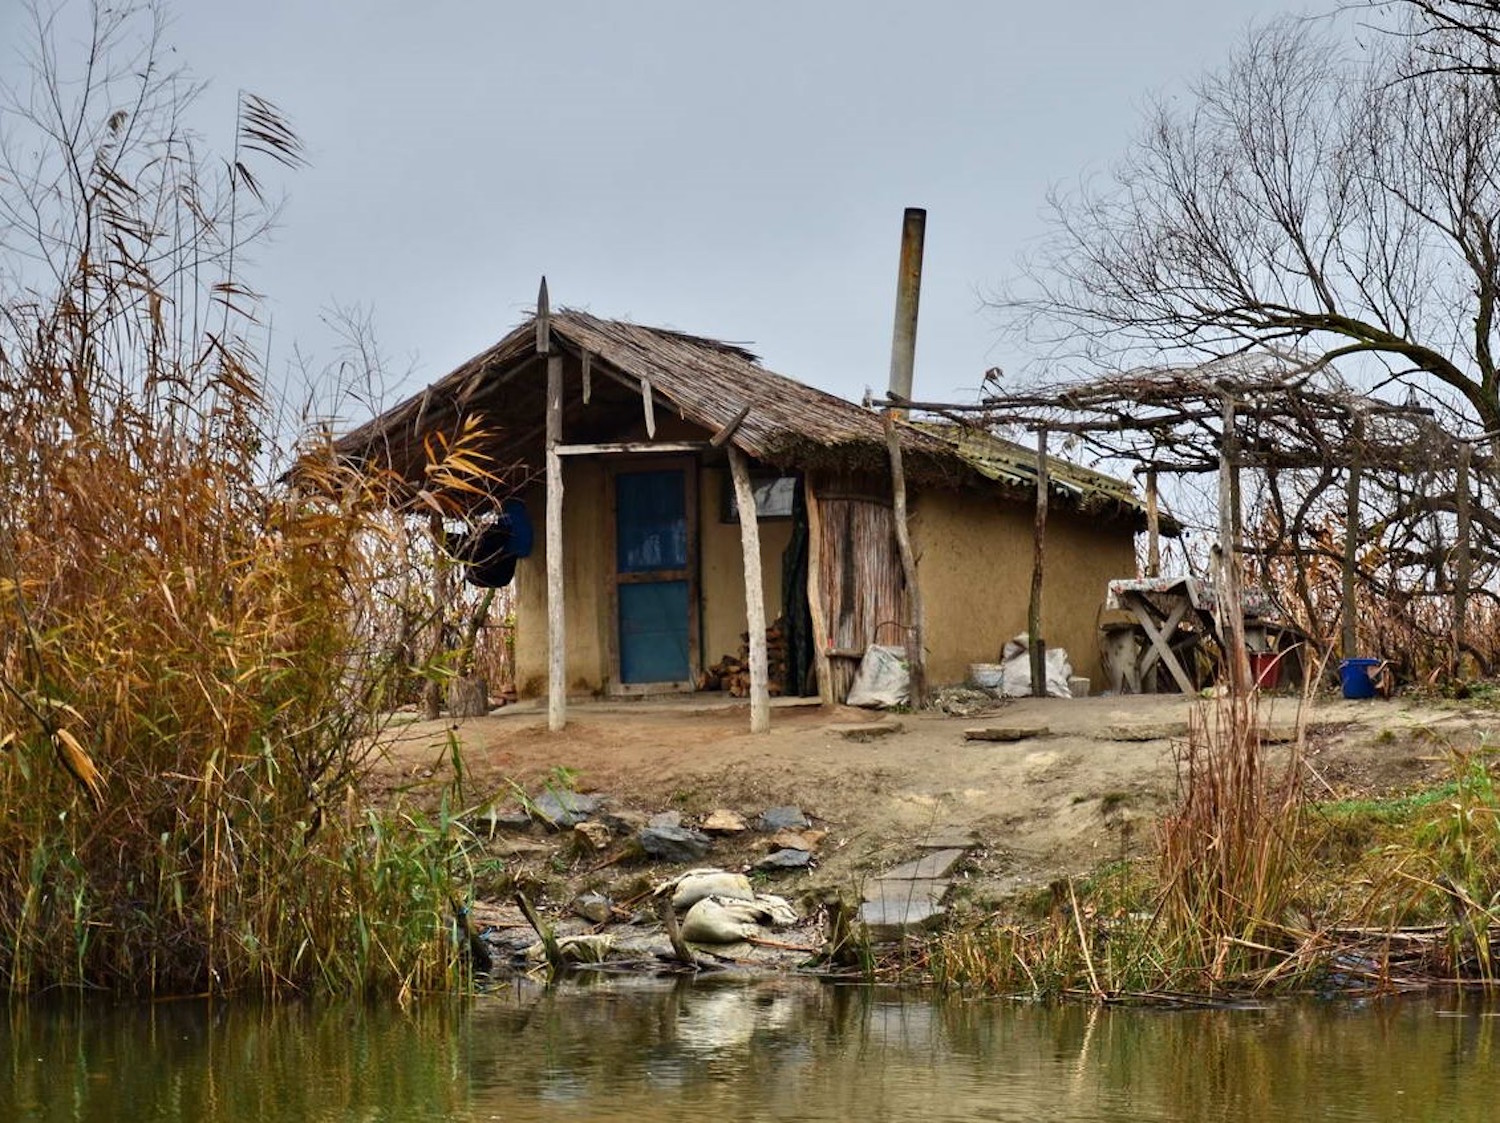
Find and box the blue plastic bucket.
[1339,658,1380,700]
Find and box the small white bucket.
[969,663,1005,691]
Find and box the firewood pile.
[699,617,787,697]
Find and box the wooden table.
[1105,577,1275,694]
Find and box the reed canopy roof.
[331,308,1160,530]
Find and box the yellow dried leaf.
[53,727,103,804]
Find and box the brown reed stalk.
[0,4,498,997]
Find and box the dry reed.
[0,4,496,997]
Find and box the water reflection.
[5,979,1500,1121]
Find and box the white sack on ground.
[999,634,1073,698]
[680,896,759,943]
[845,645,910,708]
[670,870,755,911]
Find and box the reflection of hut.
[333,290,1158,727]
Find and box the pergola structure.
[875,354,1476,688]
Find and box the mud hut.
[333,294,1160,726]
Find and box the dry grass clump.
[0,5,491,996]
[928,705,1500,1001]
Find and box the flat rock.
[767,828,826,852]
[638,824,711,863]
[760,805,810,832]
[964,725,1049,742]
[570,892,613,925]
[475,805,532,832]
[572,821,611,851]
[599,808,648,834]
[755,848,813,871]
[828,720,904,743]
[648,810,684,829]
[532,790,602,829]
[878,848,966,881]
[700,809,748,834]
[1102,721,1190,742]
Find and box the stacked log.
[700,617,788,697]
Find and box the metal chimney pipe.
[887,207,927,413]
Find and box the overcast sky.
[6,0,1316,426]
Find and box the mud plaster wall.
[513,461,611,698]
[910,489,1137,691]
[698,466,791,669]
[513,454,791,698]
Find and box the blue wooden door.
[614,467,695,686]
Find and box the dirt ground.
[367,689,1500,930]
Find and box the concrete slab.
[916,826,979,850]
[858,878,955,940]
[877,848,967,881]
[862,877,953,906]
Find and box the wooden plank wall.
[814,482,907,703]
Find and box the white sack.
[845,645,910,708]
[999,634,1074,698]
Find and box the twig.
[658,898,700,969]
[1069,878,1105,999]
[515,891,563,971]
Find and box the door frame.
[605,455,700,695]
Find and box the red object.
[1250,651,1282,689]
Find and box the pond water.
[5,977,1500,1121]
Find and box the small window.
[723,473,796,522]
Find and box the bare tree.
[1005,17,1500,436]
[1393,1,1500,72]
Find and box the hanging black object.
[447,499,533,588]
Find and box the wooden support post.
[710,404,752,448]
[883,413,928,708]
[1341,412,1364,660]
[1146,467,1161,578]
[1219,396,1249,696]
[1030,428,1049,697]
[424,510,451,720]
[540,278,566,732]
[1229,442,1244,567]
[581,349,591,404]
[804,479,834,705]
[728,446,771,733]
[1455,440,1472,671]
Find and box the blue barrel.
[1339,658,1381,700]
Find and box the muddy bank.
[370,690,1495,975]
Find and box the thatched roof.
[334,310,963,480]
[332,308,1160,529]
[933,425,1183,535]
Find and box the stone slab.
[760,805,810,831]
[532,790,603,828]
[1101,721,1190,742]
[755,848,813,871]
[700,809,748,834]
[876,848,966,882]
[964,725,1049,742]
[638,824,711,863]
[916,826,979,850]
[858,878,954,940]
[828,720,904,743]
[862,877,953,907]
[476,805,532,832]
